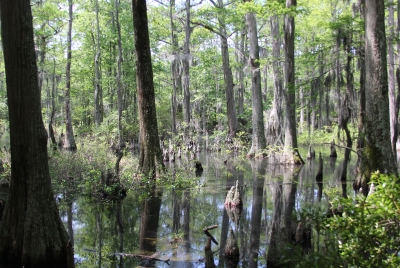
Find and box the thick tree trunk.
[63,0,77,152]
[356,0,398,194]
[245,10,266,158]
[283,0,303,164]
[265,16,283,146]
[133,0,164,177]
[0,0,73,266]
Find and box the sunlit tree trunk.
[388,0,397,157]
[245,6,266,158]
[0,0,73,265]
[132,0,164,177]
[63,0,77,152]
[265,15,283,146]
[283,0,303,164]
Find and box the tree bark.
[216,0,237,137]
[388,0,397,157]
[245,9,266,158]
[63,0,77,152]
[283,0,303,164]
[170,0,182,134]
[356,0,398,194]
[182,0,191,125]
[94,0,103,126]
[115,0,125,155]
[265,15,284,146]
[0,0,73,266]
[132,0,164,177]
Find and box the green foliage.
[49,136,138,199]
[327,173,400,267]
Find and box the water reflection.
[58,148,356,267]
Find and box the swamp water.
[59,148,357,267]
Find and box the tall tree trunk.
[63,0,77,152]
[245,8,266,158]
[265,15,284,146]
[0,0,73,266]
[115,0,124,152]
[356,0,398,195]
[388,0,397,157]
[283,0,303,164]
[217,0,237,137]
[182,0,191,125]
[235,28,246,116]
[94,0,103,126]
[132,0,164,177]
[170,0,182,134]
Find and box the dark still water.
[60,148,357,267]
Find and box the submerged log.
[224,180,242,208]
[114,252,170,264]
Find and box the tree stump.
[224,227,239,260]
[307,144,315,159]
[224,180,242,208]
[330,139,337,157]
[204,237,216,268]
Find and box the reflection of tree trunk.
[249,160,265,268]
[182,190,191,252]
[139,190,162,252]
[172,189,181,233]
[116,200,124,267]
[96,209,103,268]
[67,202,74,246]
[267,167,301,266]
[267,181,282,267]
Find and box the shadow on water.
[49,146,357,267]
